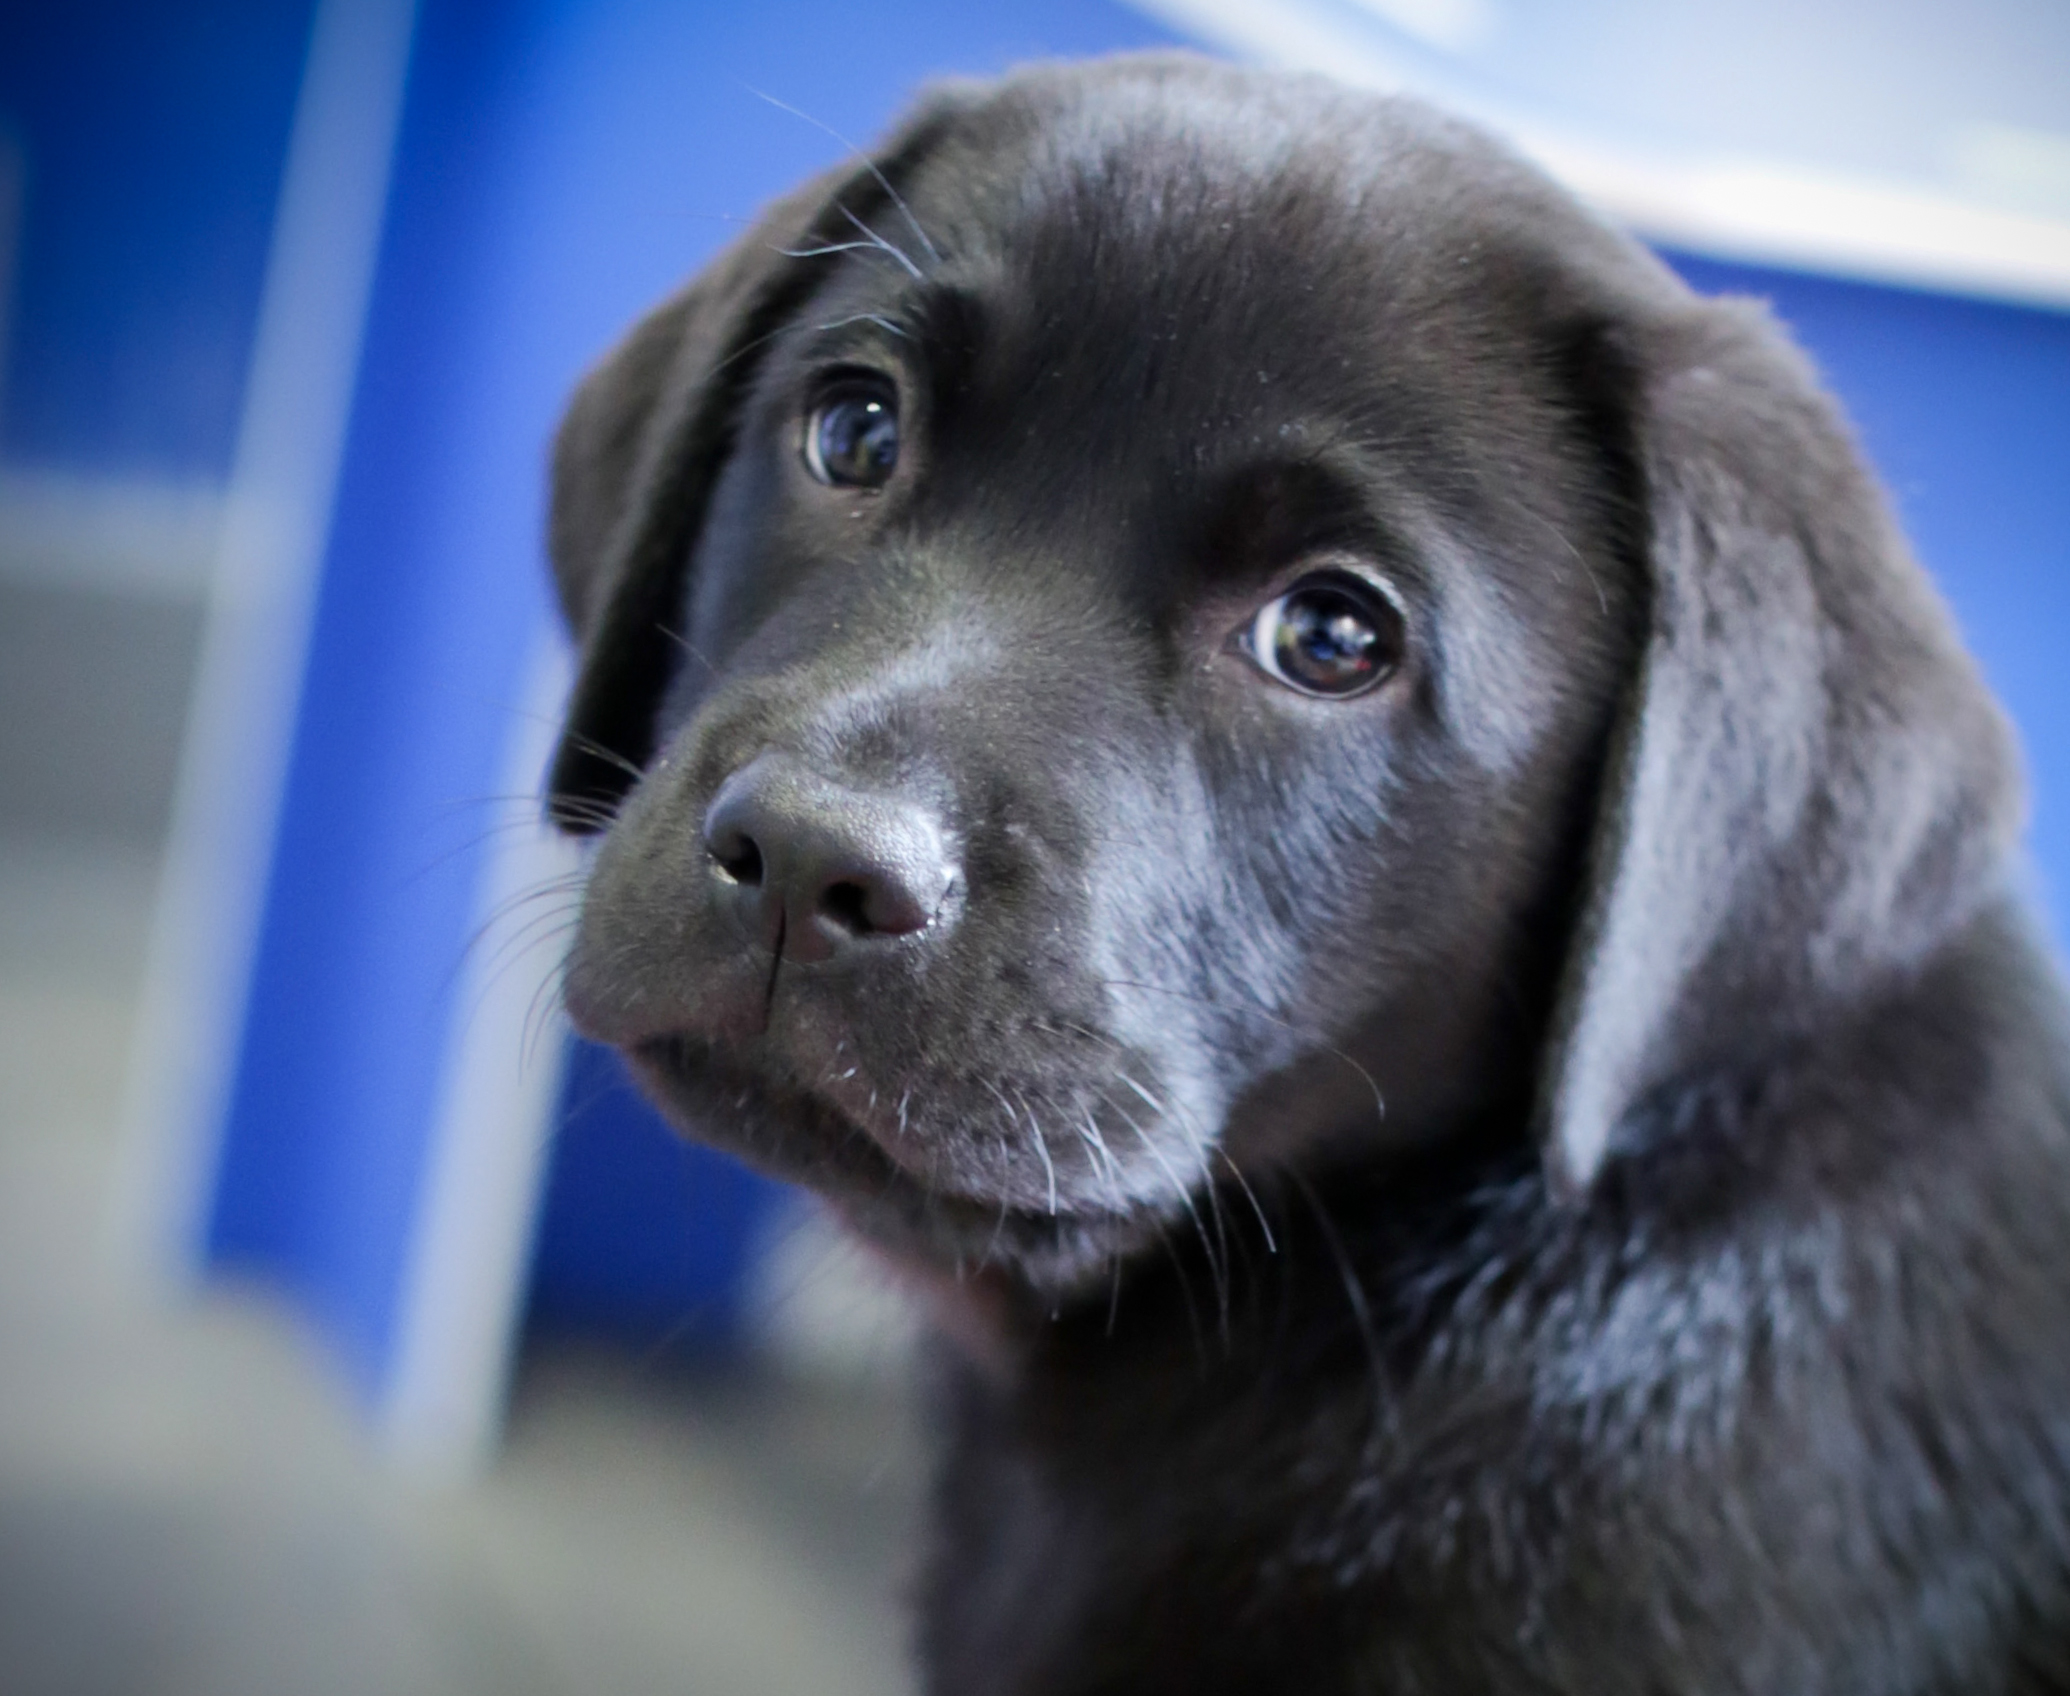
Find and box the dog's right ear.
[1534,298,2024,1197]
[544,103,965,832]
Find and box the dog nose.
[701,753,956,964]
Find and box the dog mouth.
[626,1030,1195,1288]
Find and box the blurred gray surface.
[0,582,202,840]
[0,473,220,843]
[0,670,924,1694]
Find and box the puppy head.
[551,57,2019,1290]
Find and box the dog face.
[553,58,2019,1295]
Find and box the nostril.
[709,830,764,887]
[817,866,933,939]
[818,879,873,936]
[702,752,953,956]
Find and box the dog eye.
[804,375,900,488]
[1238,569,1404,698]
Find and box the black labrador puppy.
[546,54,2070,1695]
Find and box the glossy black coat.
[548,56,2068,1694]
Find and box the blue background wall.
[0,3,316,479]
[6,2,2065,1395]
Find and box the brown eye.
[1238,569,1404,698]
[804,375,900,488]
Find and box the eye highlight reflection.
[1237,569,1404,698]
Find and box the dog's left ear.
[1538,298,2024,1195]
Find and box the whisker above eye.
[835,204,926,282]
[813,313,911,340]
[774,238,898,263]
[740,82,943,266]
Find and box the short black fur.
[546,55,2068,1694]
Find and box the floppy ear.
[545,103,963,830]
[1538,299,2024,1195]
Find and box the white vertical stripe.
[379,638,582,1480]
[116,0,421,1279]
